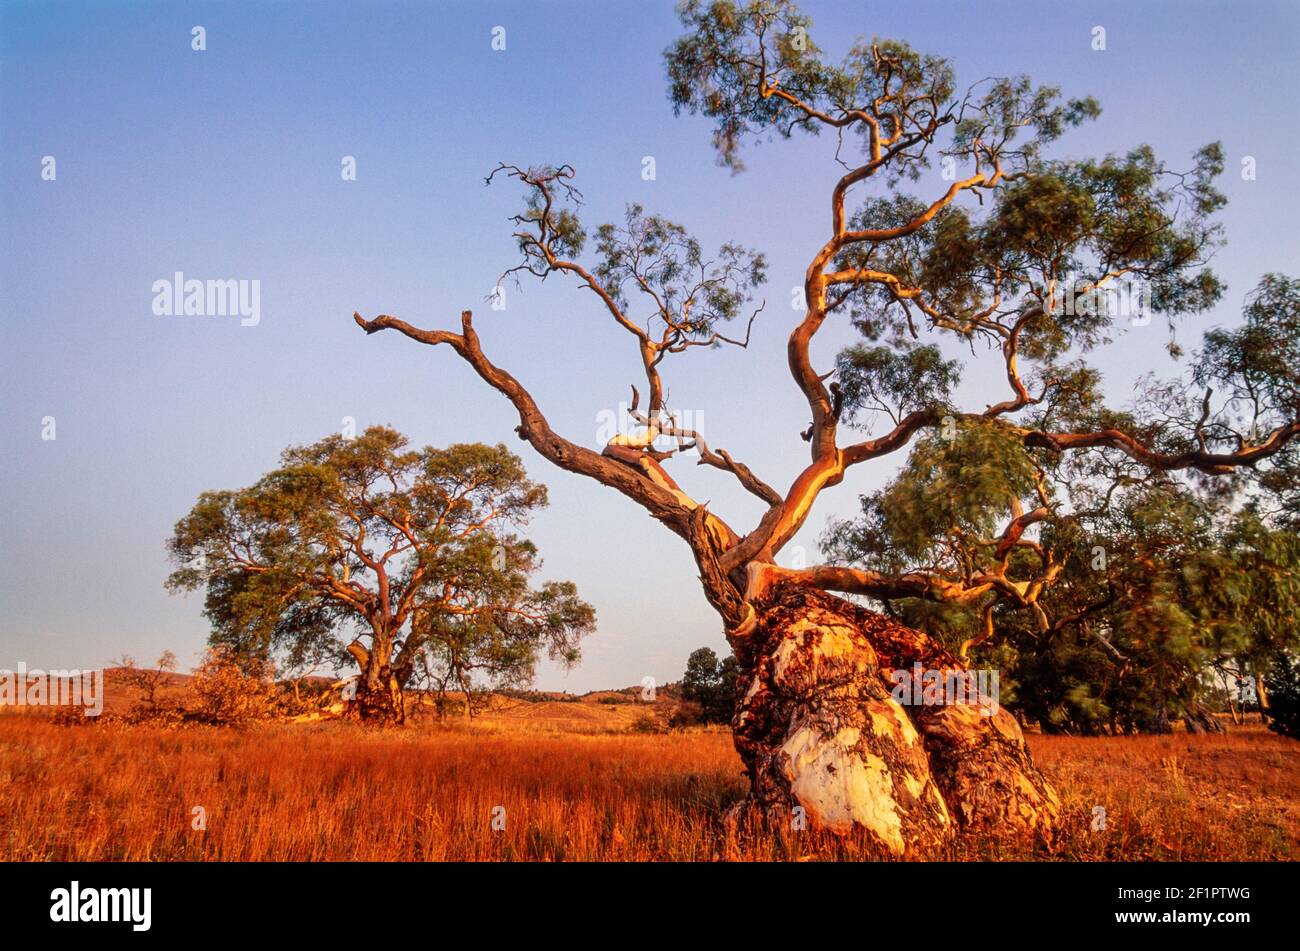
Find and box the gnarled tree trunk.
[727,579,1059,855]
[346,635,406,724]
[352,669,405,723]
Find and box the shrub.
[187,648,280,726]
[1264,652,1300,740]
[631,713,665,734]
[668,699,706,729]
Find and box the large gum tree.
[167,427,594,723]
[353,1,1300,853]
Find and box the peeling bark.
[351,669,405,724]
[729,580,1058,854]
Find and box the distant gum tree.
[353,0,1299,852]
[681,647,741,724]
[166,427,594,723]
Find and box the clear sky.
[2,0,1297,691]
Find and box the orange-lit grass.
[1005,727,1300,861]
[1,717,1294,861]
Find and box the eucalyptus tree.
[166,427,594,722]
[823,422,1300,736]
[353,1,1299,852]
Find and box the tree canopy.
[167,426,594,720]
[354,0,1300,744]
[680,646,741,723]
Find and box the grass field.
[2,712,1295,861]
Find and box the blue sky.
[2,0,1297,691]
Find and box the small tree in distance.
[681,647,740,724]
[166,426,595,723]
[115,651,179,722]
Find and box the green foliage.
[166,427,594,708]
[825,420,1039,572]
[517,165,586,260]
[834,144,1226,362]
[491,165,767,365]
[593,203,766,337]
[826,424,1300,734]
[1194,274,1300,527]
[834,342,959,425]
[666,1,1235,451]
[1198,273,1300,421]
[679,647,740,724]
[666,0,830,172]
[1263,652,1300,740]
[666,0,1094,183]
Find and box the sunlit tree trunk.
[726,579,1059,855]
[354,667,404,723]
[1254,663,1271,723]
[349,626,406,724]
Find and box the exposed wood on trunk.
[728,580,1059,853]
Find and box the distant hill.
[2,666,695,733]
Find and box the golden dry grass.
[0,716,1294,861]
[446,698,665,733]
